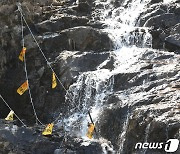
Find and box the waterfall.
[143,123,151,154]
[93,0,152,49]
[118,112,130,153]
[63,0,153,153]
[64,69,114,137]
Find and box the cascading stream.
[64,69,114,137]
[63,0,153,152]
[93,0,152,48]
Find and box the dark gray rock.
[71,0,93,14]
[170,23,180,35]
[0,121,107,154]
[98,105,129,149]
[0,0,180,154]
[101,54,116,71]
[144,13,180,29]
[142,2,180,51]
[35,16,89,33]
[124,107,180,154]
[138,8,165,26]
[149,0,163,4]
[113,73,138,91]
[150,28,164,49]
[174,6,180,14]
[164,34,180,51]
[0,121,61,154]
[53,50,111,89]
[64,26,112,52]
[42,26,113,52]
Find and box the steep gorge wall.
[0,0,179,154]
[0,0,112,124]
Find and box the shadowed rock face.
[0,0,113,153]
[41,26,112,52]
[97,48,180,153]
[0,120,106,154]
[0,0,112,122]
[0,0,180,154]
[138,1,180,52]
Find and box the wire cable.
[24,53,44,126]
[17,3,92,125]
[20,7,44,126]
[17,3,82,123]
[17,4,68,94]
[0,94,27,127]
[20,13,25,48]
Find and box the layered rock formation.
[139,0,180,52]
[0,0,179,153]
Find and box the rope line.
[17,4,68,94]
[17,4,63,124]
[16,3,98,140]
[0,94,26,127]
[20,8,44,126]
[1,4,92,137]
[20,13,25,48]
[17,3,84,124]
[24,53,44,125]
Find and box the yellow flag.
[5,110,14,121]
[19,47,26,62]
[86,123,95,139]
[17,80,29,95]
[52,72,57,89]
[42,123,54,136]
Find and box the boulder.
[174,6,180,14]
[35,16,89,33]
[0,121,61,154]
[53,50,111,88]
[164,34,180,51]
[138,8,165,26]
[73,0,93,14]
[0,121,109,154]
[142,3,180,51]
[149,0,163,4]
[98,105,129,149]
[144,13,180,29]
[113,73,138,91]
[124,106,180,154]
[150,28,164,49]
[170,23,180,35]
[63,26,112,51]
[42,26,113,52]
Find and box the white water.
[143,123,151,154]
[64,69,113,137]
[93,0,152,49]
[63,0,153,153]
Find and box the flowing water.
[143,123,151,154]
[63,0,153,153]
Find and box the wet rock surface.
[0,0,111,123]
[0,120,106,154]
[0,0,180,154]
[139,0,180,51]
[98,49,180,153]
[41,26,112,52]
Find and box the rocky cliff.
[0,0,179,154]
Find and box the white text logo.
[135,139,179,152]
